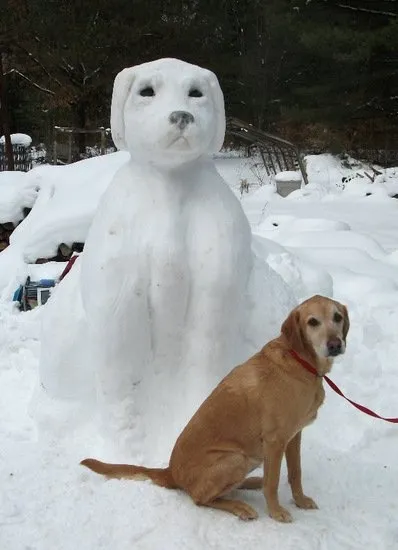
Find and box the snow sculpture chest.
[79,58,253,460]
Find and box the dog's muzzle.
[169,111,195,130]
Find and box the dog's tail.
[80,458,177,489]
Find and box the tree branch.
[336,3,397,17]
[6,68,55,95]
[16,41,63,88]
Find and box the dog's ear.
[281,309,307,354]
[203,69,226,153]
[111,67,137,151]
[342,305,350,341]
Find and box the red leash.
[290,350,398,424]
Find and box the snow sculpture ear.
[204,69,226,153]
[110,67,137,151]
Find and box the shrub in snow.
[39,58,294,461]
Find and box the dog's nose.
[169,111,194,130]
[327,338,342,357]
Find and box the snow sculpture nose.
[169,111,195,130]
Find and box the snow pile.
[0,152,128,296]
[305,153,398,197]
[0,133,32,147]
[11,152,128,263]
[0,171,38,225]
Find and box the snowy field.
[1,153,398,549]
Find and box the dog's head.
[111,58,225,167]
[281,295,349,360]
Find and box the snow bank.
[305,153,398,197]
[10,151,129,262]
[0,171,38,224]
[0,152,129,298]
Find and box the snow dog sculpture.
[39,58,294,461]
[81,58,253,458]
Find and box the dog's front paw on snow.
[236,503,259,521]
[294,495,318,510]
[269,506,293,523]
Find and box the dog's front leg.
[263,441,292,522]
[285,431,318,510]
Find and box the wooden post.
[67,132,72,164]
[53,128,58,165]
[100,128,105,155]
[0,51,14,171]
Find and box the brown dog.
[81,295,349,522]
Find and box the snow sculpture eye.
[140,86,155,97]
[189,88,203,98]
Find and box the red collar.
[289,349,321,377]
[289,348,398,424]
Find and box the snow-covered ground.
[1,153,398,549]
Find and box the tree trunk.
[0,52,14,171]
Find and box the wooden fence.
[0,145,32,172]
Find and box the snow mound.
[256,215,351,234]
[0,171,38,224]
[10,152,129,262]
[0,152,129,298]
[278,230,390,260]
[0,132,32,146]
[305,153,398,197]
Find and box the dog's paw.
[236,503,259,521]
[269,506,293,523]
[294,495,318,510]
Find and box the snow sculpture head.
[111,58,225,166]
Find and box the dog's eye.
[334,312,343,323]
[140,86,155,97]
[307,317,320,327]
[189,88,203,98]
